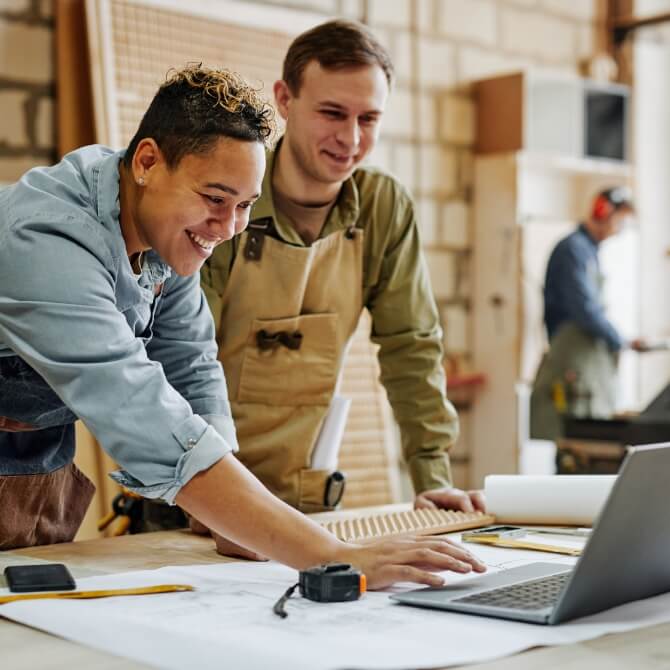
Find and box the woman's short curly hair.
[124,64,275,170]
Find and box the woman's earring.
[138,176,145,186]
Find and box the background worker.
[530,186,648,441]
[0,64,485,588]
[200,20,483,559]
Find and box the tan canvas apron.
[530,322,618,441]
[218,220,363,512]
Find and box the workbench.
[1,517,669,669]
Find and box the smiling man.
[202,20,484,551]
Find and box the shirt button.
[186,438,197,450]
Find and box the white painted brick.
[416,0,435,33]
[439,94,475,145]
[370,26,393,60]
[390,142,417,193]
[369,0,412,28]
[0,156,46,182]
[365,138,393,173]
[0,0,31,11]
[260,0,337,11]
[541,0,596,21]
[417,37,456,88]
[578,23,597,60]
[458,149,474,190]
[0,20,52,83]
[424,249,456,300]
[381,86,414,138]
[441,200,470,248]
[443,303,469,352]
[501,7,577,63]
[418,143,458,197]
[0,90,27,145]
[417,93,437,142]
[339,0,363,19]
[438,0,497,46]
[417,197,439,246]
[456,45,529,83]
[392,30,413,83]
[36,96,53,147]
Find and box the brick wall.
[363,0,601,486]
[0,0,602,487]
[0,0,54,182]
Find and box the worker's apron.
[529,322,618,441]
[218,219,363,512]
[0,356,95,549]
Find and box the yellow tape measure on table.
[0,584,193,605]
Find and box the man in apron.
[0,64,485,588]
[201,20,484,550]
[530,187,645,442]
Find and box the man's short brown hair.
[282,19,394,95]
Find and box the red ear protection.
[592,194,613,220]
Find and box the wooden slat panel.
[337,311,402,508]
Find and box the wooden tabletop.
[2,529,669,670]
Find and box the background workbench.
[1,525,669,670]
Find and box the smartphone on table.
[4,563,76,593]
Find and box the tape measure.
[273,563,366,618]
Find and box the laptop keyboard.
[452,571,571,611]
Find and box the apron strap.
[244,216,275,261]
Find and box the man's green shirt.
[201,147,459,493]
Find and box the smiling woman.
[119,66,274,276]
[0,64,274,548]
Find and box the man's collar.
[249,138,361,244]
[578,222,599,247]
[96,149,125,232]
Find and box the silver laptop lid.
[550,442,670,623]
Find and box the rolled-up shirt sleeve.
[146,271,238,454]
[0,216,235,504]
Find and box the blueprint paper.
[2,543,670,670]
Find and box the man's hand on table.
[414,487,487,513]
[188,516,268,561]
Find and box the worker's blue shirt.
[544,224,623,352]
[0,145,238,502]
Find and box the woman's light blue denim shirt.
[0,145,238,503]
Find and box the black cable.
[273,582,299,618]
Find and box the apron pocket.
[237,313,338,405]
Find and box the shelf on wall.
[516,151,633,179]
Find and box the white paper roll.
[310,395,351,471]
[485,475,617,525]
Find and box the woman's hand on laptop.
[415,487,487,513]
[338,535,487,590]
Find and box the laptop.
[391,443,670,624]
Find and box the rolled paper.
[485,475,617,525]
